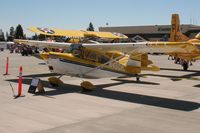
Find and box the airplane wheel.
[80,81,96,91]
[48,77,64,87]
[136,75,140,82]
[182,62,188,71]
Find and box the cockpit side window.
[98,55,110,64]
[64,44,83,53]
[69,44,83,57]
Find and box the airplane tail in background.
[169,14,189,42]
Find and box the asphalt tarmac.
[0,50,199,133]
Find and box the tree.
[32,33,38,40]
[7,26,15,41]
[15,24,24,39]
[0,30,5,41]
[9,26,15,36]
[0,29,5,41]
[2,32,5,41]
[38,34,46,40]
[23,34,26,39]
[87,22,94,31]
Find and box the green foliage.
[9,26,15,36]
[32,33,38,40]
[0,31,5,41]
[38,34,46,40]
[87,22,94,31]
[2,32,5,41]
[15,24,24,39]
[7,27,15,41]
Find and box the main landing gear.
[80,81,96,91]
[182,61,189,71]
[48,76,64,87]
[136,74,140,82]
[174,57,190,71]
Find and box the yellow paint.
[105,51,124,58]
[29,27,128,39]
[169,14,189,42]
[48,77,64,86]
[124,66,141,74]
[40,52,49,60]
[142,65,160,71]
[80,81,96,90]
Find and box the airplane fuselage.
[45,54,136,78]
[43,48,141,79]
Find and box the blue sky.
[0,0,200,37]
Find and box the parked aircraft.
[15,36,199,89]
[166,14,200,70]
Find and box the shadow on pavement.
[22,73,61,78]
[6,78,199,111]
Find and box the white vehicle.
[0,42,7,51]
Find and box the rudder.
[169,14,189,42]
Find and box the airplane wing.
[14,39,199,54]
[193,55,200,60]
[83,31,128,39]
[82,41,199,54]
[14,39,71,49]
[29,27,128,39]
[29,27,85,37]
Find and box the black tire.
[136,74,140,82]
[136,77,140,82]
[182,62,188,71]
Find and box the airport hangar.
[99,24,200,42]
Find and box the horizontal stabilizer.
[142,65,160,71]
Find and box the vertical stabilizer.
[169,14,189,42]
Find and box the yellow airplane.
[29,27,128,43]
[15,36,199,90]
[169,14,189,42]
[164,14,200,70]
